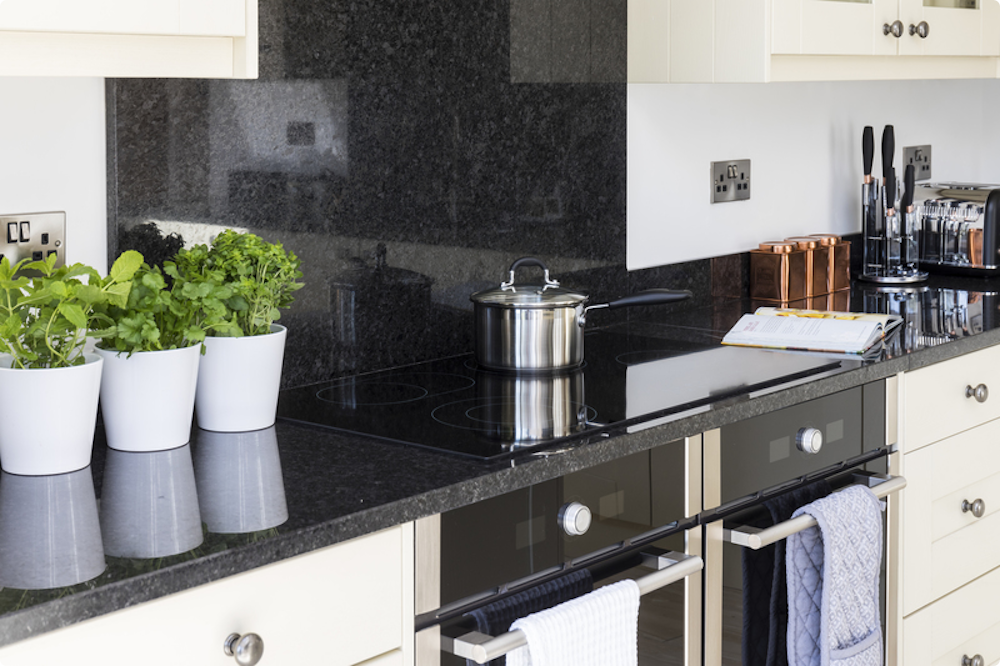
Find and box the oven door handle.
[724,473,906,550]
[441,552,704,665]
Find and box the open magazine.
[721,307,903,359]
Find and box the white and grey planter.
[195,324,286,433]
[0,353,103,476]
[96,344,201,452]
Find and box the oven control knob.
[559,502,592,536]
[796,427,823,455]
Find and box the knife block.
[861,178,926,284]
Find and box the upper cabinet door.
[772,0,888,56]
[0,0,256,78]
[631,0,1000,82]
[898,0,1000,56]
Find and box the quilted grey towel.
[785,485,884,666]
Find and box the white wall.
[628,78,1000,270]
[0,77,107,272]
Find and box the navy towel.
[742,480,832,666]
[465,568,594,666]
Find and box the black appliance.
[278,329,850,460]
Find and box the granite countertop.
[1,276,998,646]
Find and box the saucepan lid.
[470,257,588,309]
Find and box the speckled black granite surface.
[1,275,999,646]
[106,0,630,389]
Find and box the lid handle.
[502,256,560,290]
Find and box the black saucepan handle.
[603,289,693,310]
[508,257,549,273]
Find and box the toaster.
[916,183,1000,277]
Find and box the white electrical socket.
[903,145,932,181]
[711,159,751,204]
[0,212,66,270]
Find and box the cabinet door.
[0,525,412,666]
[903,564,1000,666]
[902,418,1000,615]
[898,0,993,56]
[0,0,245,37]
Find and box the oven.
[701,379,901,666]
[414,435,706,666]
[414,379,903,666]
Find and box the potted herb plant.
[92,251,236,452]
[171,230,303,432]
[0,253,137,475]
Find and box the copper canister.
[786,236,830,297]
[808,233,852,292]
[750,241,807,302]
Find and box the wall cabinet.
[0,0,257,78]
[629,0,1000,83]
[896,347,1000,666]
[0,524,414,666]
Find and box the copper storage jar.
[785,236,831,297]
[750,241,808,302]
[808,233,852,292]
[470,257,691,372]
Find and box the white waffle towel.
[505,578,640,666]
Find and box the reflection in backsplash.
[107,0,632,386]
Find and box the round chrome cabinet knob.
[963,655,984,666]
[559,501,592,536]
[883,20,904,38]
[796,427,823,455]
[909,21,930,39]
[224,633,264,666]
[966,384,989,403]
[962,498,986,519]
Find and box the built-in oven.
[414,435,706,666]
[701,379,901,666]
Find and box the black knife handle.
[882,125,895,182]
[903,163,915,209]
[863,126,874,177]
[885,167,897,209]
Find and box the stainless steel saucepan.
[470,257,692,372]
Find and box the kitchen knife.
[903,163,915,213]
[882,125,894,186]
[885,167,897,215]
[863,126,874,184]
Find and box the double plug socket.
[711,159,751,204]
[903,145,932,181]
[0,212,66,270]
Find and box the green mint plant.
[0,252,140,369]
[170,230,303,337]
[95,252,240,355]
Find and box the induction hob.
[277,330,847,460]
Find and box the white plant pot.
[0,353,103,476]
[195,324,287,433]
[96,344,201,452]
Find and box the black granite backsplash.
[106,0,705,387]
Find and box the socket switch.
[0,212,65,271]
[711,159,751,204]
[903,145,932,181]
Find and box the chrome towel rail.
[441,552,704,665]
[724,473,906,550]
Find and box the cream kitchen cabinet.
[0,0,257,78]
[629,0,1000,83]
[893,346,1000,665]
[0,524,414,666]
